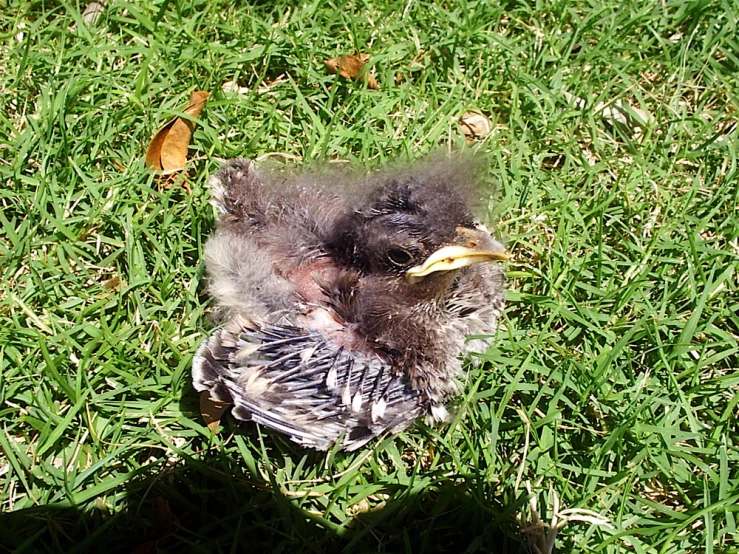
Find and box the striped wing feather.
[193,321,423,450]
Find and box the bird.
[192,155,507,451]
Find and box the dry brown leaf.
[200,391,228,433]
[146,90,209,172]
[459,111,491,140]
[130,497,175,554]
[153,497,174,538]
[102,276,120,290]
[325,54,379,89]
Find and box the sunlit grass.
[1,1,737,552]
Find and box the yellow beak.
[406,227,508,283]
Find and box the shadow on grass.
[0,441,528,554]
[2,379,527,553]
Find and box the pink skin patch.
[285,257,337,304]
[286,258,372,353]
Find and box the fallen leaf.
[347,498,371,517]
[130,497,175,554]
[222,80,249,96]
[325,54,379,89]
[154,497,174,538]
[563,91,653,137]
[146,90,209,172]
[102,276,120,290]
[200,391,228,433]
[82,2,105,24]
[459,111,491,140]
[69,2,105,32]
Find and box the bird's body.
[193,157,506,450]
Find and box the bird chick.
[192,156,507,450]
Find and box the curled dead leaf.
[325,53,379,89]
[459,111,491,140]
[146,90,209,173]
[200,391,229,433]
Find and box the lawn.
[1,0,738,552]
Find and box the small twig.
[514,408,531,493]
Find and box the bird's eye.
[387,246,413,267]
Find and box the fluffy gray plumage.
[192,156,506,450]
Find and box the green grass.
[1,0,738,552]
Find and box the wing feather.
[193,320,424,450]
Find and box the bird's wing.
[192,317,424,451]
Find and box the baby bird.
[192,155,507,450]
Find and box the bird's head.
[326,174,508,299]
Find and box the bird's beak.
[406,227,509,282]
